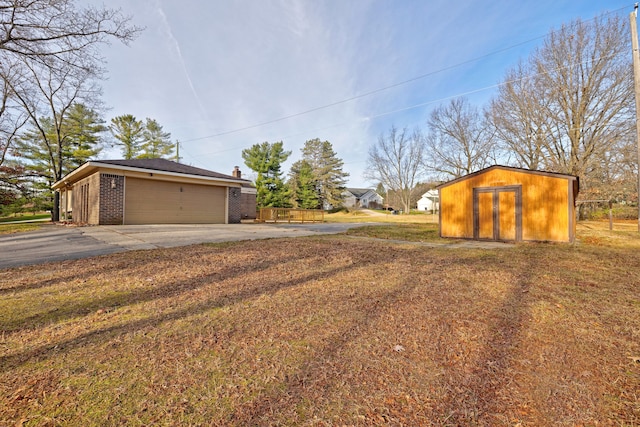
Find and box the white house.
[417,189,439,212]
[342,188,383,209]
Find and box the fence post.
[609,201,613,231]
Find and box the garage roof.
[52,158,251,190]
[96,159,236,180]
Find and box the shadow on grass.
[223,253,535,424]
[0,244,382,373]
[0,244,192,296]
[436,258,533,424]
[226,271,424,424]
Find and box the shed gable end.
[439,166,577,243]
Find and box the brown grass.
[1,228,639,426]
[344,223,449,243]
[0,223,41,235]
[326,209,439,224]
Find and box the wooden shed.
[436,165,579,243]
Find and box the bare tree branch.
[365,126,425,213]
[488,14,634,199]
[0,0,140,165]
[425,97,497,179]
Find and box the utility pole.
[175,140,181,163]
[629,4,640,232]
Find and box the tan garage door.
[124,178,226,224]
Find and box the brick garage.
[53,159,256,225]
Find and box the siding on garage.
[124,177,227,225]
[438,166,578,243]
[71,173,100,224]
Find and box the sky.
[88,0,633,188]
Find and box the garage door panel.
[125,178,226,224]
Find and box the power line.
[185,47,629,161]
[182,40,543,143]
[180,5,631,144]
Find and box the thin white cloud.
[151,0,209,124]
[92,0,630,186]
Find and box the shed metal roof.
[436,165,579,193]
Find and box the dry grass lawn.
[1,222,639,426]
[0,223,42,235]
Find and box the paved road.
[0,222,374,269]
[0,221,512,269]
[0,226,123,268]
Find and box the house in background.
[342,188,384,209]
[437,165,579,243]
[417,189,439,212]
[52,159,256,225]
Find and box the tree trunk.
[52,191,60,222]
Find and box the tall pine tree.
[300,138,348,209]
[138,118,174,159]
[14,103,105,214]
[242,141,291,208]
[15,104,104,183]
[109,114,144,159]
[288,159,318,209]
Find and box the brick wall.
[99,174,124,225]
[240,192,257,219]
[228,187,242,223]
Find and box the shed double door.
[473,186,522,241]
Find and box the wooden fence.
[257,208,324,223]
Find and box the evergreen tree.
[15,104,104,183]
[109,114,144,159]
[300,138,348,209]
[14,104,104,215]
[288,159,319,209]
[63,104,105,170]
[2,1,139,221]
[242,141,291,208]
[138,118,174,159]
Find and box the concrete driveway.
[0,222,372,269]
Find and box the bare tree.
[488,62,552,170]
[489,14,634,198]
[11,55,107,219]
[1,0,140,220]
[0,62,27,167]
[365,126,425,213]
[0,0,138,162]
[425,97,496,179]
[0,0,139,66]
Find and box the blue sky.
[89,0,633,187]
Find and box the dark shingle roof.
[95,158,242,181]
[346,188,376,198]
